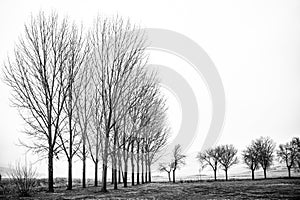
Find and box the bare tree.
[120,113,132,187]
[171,144,186,183]
[291,137,300,171]
[217,144,238,181]
[57,23,88,190]
[254,137,275,179]
[145,123,169,183]
[87,87,103,187]
[75,62,93,188]
[196,156,207,181]
[277,139,298,178]
[197,148,219,181]
[242,143,260,180]
[3,12,76,192]
[159,163,173,182]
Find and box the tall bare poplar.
[75,61,93,188]
[58,23,88,190]
[3,12,75,192]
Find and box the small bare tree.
[217,144,238,181]
[196,156,207,181]
[254,137,275,179]
[242,144,260,180]
[277,140,298,178]
[171,144,186,183]
[197,148,219,181]
[159,163,173,182]
[291,137,300,171]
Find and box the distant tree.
[254,137,275,179]
[277,139,299,178]
[197,148,219,180]
[196,153,207,181]
[159,163,173,182]
[171,144,186,183]
[242,143,260,180]
[144,103,169,183]
[291,137,300,170]
[217,145,238,181]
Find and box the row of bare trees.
[242,137,275,180]
[194,136,300,181]
[3,12,169,192]
[197,144,238,181]
[243,136,300,180]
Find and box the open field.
[1,178,300,199]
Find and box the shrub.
[9,162,36,197]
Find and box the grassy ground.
[1,178,300,199]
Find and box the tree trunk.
[141,151,144,184]
[67,81,73,191]
[263,168,267,179]
[123,135,127,187]
[225,169,228,181]
[101,133,109,192]
[168,172,171,182]
[118,147,122,184]
[136,144,140,185]
[112,140,117,190]
[113,168,117,189]
[214,169,217,181]
[94,160,98,187]
[251,169,255,180]
[101,163,107,191]
[145,165,148,183]
[118,168,121,183]
[48,148,54,192]
[82,141,86,188]
[124,171,128,187]
[148,164,151,183]
[288,166,291,178]
[173,169,176,183]
[131,171,135,186]
[123,162,128,187]
[131,142,135,186]
[112,132,117,188]
[67,157,72,190]
[111,168,114,184]
[145,155,148,183]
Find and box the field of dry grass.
[1,178,300,199]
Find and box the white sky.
[0,0,300,178]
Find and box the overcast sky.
[0,0,300,178]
